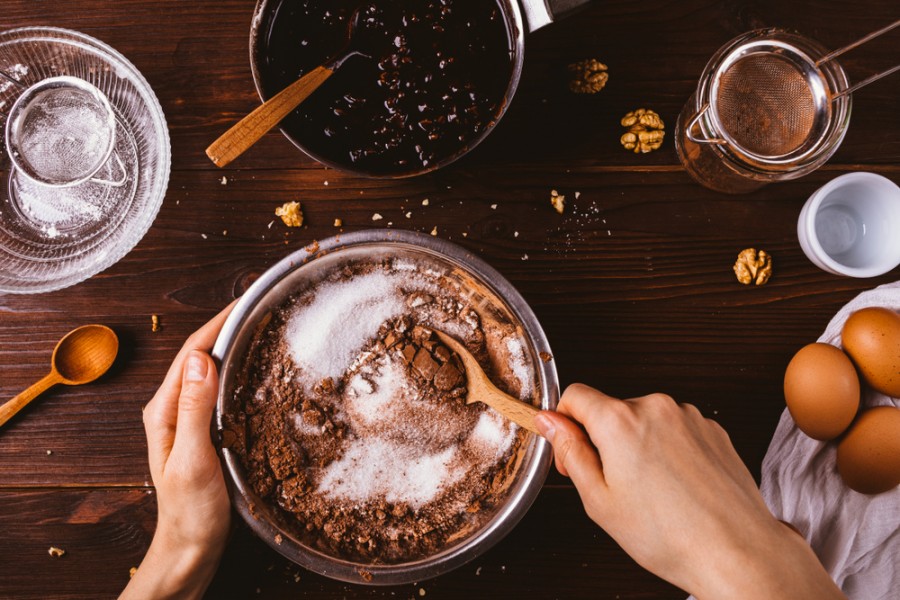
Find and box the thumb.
[535,411,607,489]
[171,350,219,459]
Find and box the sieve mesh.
[715,54,817,157]
[9,83,114,185]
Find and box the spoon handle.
[0,372,61,428]
[206,65,335,168]
[480,387,542,435]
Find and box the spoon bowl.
[0,324,118,427]
[53,324,119,384]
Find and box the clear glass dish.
[0,27,170,294]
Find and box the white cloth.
[760,281,900,599]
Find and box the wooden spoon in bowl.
[206,7,366,168]
[0,324,118,428]
[433,330,542,435]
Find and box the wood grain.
[1,0,898,598]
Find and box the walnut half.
[275,201,304,227]
[620,108,665,153]
[733,248,773,285]
[567,59,609,94]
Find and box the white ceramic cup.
[798,172,900,277]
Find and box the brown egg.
[842,307,900,397]
[837,406,900,494]
[784,343,860,440]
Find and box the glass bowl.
[0,27,170,294]
[212,229,558,584]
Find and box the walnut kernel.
[620,108,665,153]
[275,201,304,227]
[733,248,773,285]
[48,546,66,558]
[567,59,609,94]
[550,190,565,214]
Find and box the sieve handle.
[685,104,727,146]
[819,19,900,101]
[89,151,128,188]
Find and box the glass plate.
[0,27,170,294]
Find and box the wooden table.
[1,1,897,598]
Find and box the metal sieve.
[677,21,899,193]
[4,75,126,187]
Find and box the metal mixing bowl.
[212,229,558,585]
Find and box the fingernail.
[185,351,208,382]
[534,413,556,443]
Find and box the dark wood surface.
[1,1,898,598]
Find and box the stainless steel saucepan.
[249,0,591,177]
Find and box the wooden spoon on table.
[0,325,118,428]
[206,7,366,168]
[434,330,542,435]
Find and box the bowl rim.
[212,229,558,584]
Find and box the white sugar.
[284,271,405,384]
[468,411,518,463]
[346,358,408,427]
[506,338,534,397]
[318,438,465,508]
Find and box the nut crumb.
[539,351,553,363]
[422,199,429,206]
[274,534,283,545]
[333,218,342,227]
[568,58,609,94]
[129,567,137,578]
[490,204,497,210]
[48,547,65,558]
[46,449,53,455]
[620,108,665,153]
[419,588,427,597]
[550,190,565,214]
[151,314,160,332]
[521,254,529,260]
[358,569,373,582]
[405,212,412,218]
[220,176,227,185]
[462,232,468,237]
[430,226,438,236]
[372,213,383,221]
[275,201,304,227]
[733,248,773,285]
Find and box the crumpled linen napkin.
[760,281,900,599]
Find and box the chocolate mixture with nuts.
[226,260,534,563]
[257,0,513,175]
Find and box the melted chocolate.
[257,0,514,176]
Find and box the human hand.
[534,384,845,600]
[121,302,235,600]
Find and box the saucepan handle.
[519,0,593,33]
